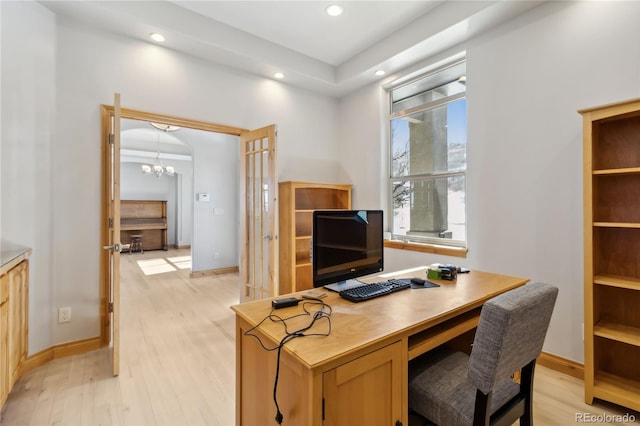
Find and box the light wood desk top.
[232,267,528,368]
[232,267,528,425]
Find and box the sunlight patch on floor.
[167,255,192,269]
[136,258,177,275]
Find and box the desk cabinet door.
[1,273,9,407]
[323,341,404,426]
[8,260,28,385]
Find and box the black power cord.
[244,298,332,424]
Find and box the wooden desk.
[231,268,528,426]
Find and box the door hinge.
[108,302,114,313]
[109,133,114,144]
[109,218,113,228]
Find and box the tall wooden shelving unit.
[278,181,351,295]
[581,98,640,411]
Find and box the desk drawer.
[408,307,481,360]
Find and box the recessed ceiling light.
[375,70,386,76]
[274,72,285,79]
[325,5,344,17]
[149,33,165,42]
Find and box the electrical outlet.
[214,252,220,260]
[59,307,71,323]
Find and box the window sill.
[384,240,468,258]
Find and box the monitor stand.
[324,279,364,292]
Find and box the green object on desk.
[427,268,442,280]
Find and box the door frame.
[99,106,248,346]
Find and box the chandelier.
[141,122,180,177]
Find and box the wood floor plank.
[1,248,638,425]
[531,364,639,425]
[59,351,87,425]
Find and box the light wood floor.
[1,248,638,425]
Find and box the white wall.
[50,17,342,345]
[337,84,387,210]
[1,2,341,351]
[339,1,640,363]
[1,1,56,353]
[188,130,239,272]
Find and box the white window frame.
[387,58,467,251]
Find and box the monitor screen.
[312,210,383,289]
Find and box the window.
[389,59,467,249]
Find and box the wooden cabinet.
[278,181,351,294]
[581,98,640,411]
[0,273,9,407]
[0,258,29,408]
[236,319,403,426]
[120,200,168,251]
[323,341,404,426]
[7,260,28,387]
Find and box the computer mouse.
[411,277,426,285]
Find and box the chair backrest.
[468,282,558,394]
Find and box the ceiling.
[41,0,545,98]
[120,119,193,159]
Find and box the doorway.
[119,117,241,274]
[120,120,193,259]
[100,105,277,355]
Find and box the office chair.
[408,282,558,426]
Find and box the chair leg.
[473,390,491,426]
[520,360,536,426]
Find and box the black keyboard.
[339,279,411,302]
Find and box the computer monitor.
[312,210,383,291]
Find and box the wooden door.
[323,342,405,426]
[239,125,278,301]
[103,93,122,376]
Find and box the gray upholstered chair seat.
[409,346,519,426]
